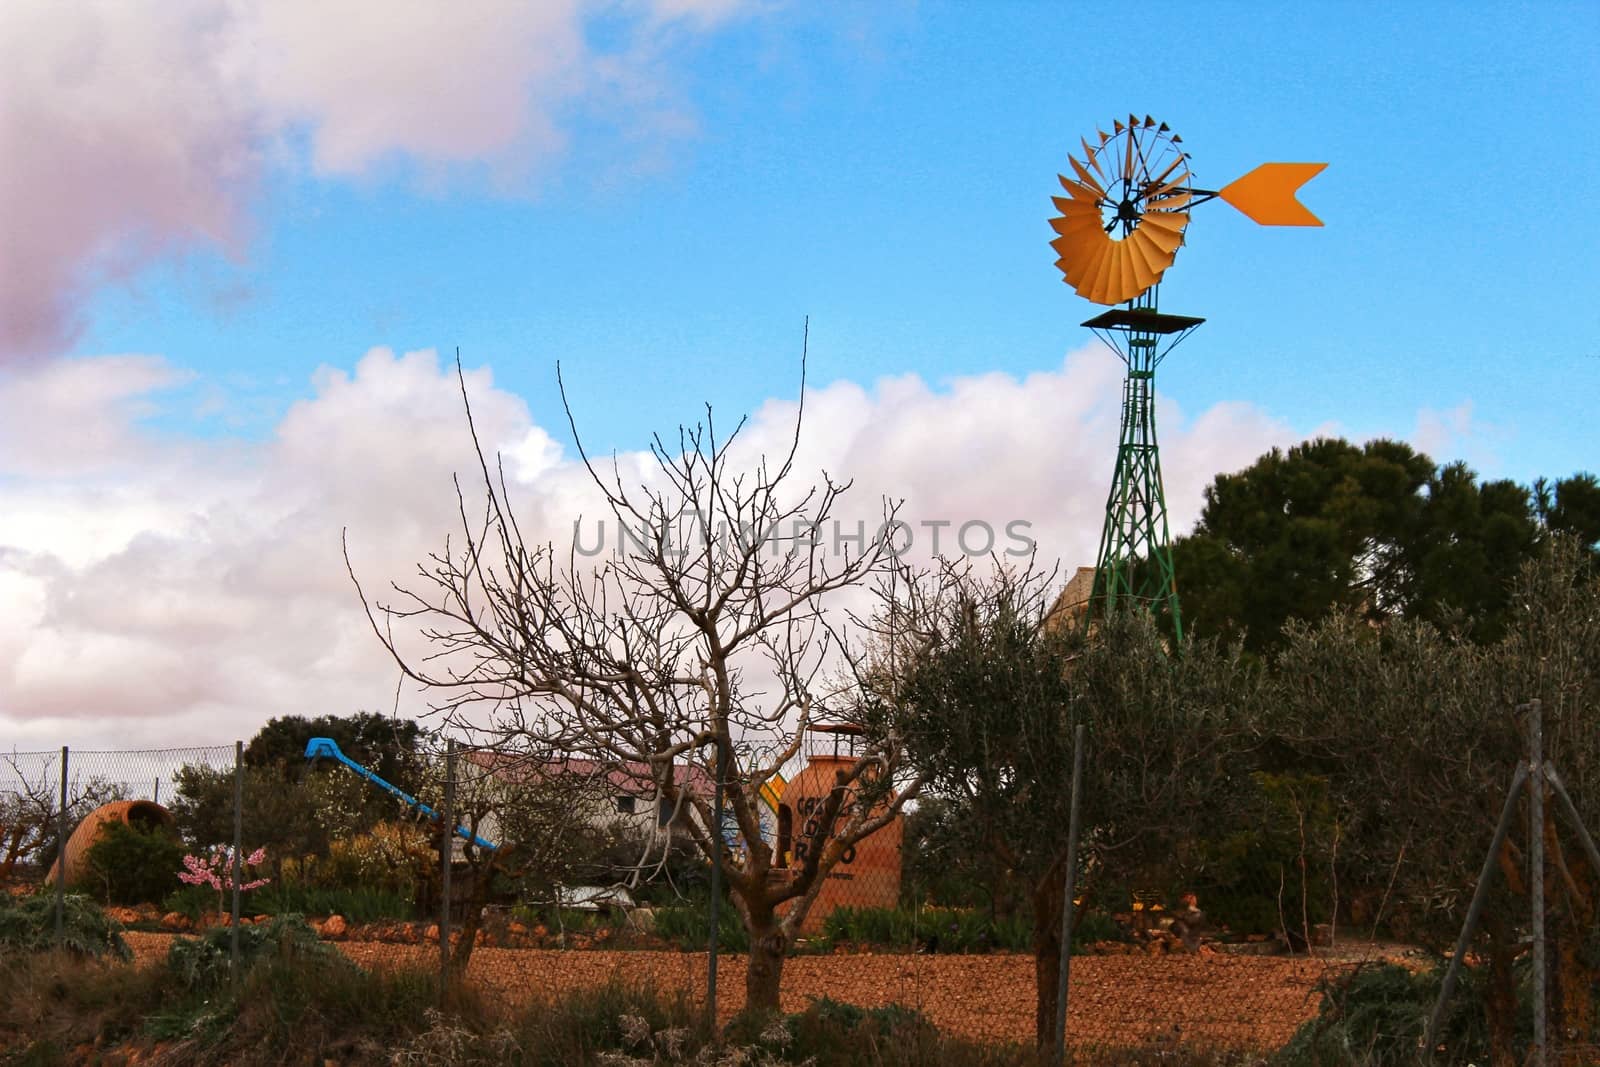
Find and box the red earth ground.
[122,932,1412,1052]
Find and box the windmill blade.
[1087,239,1123,303]
[1058,174,1102,203]
[1147,153,1189,192]
[1148,169,1193,200]
[1115,234,1152,283]
[1136,211,1189,257]
[1081,246,1111,304]
[1123,228,1166,276]
[1081,136,1105,178]
[1135,219,1184,255]
[1146,191,1194,213]
[1138,210,1188,236]
[1053,212,1103,242]
[1218,163,1328,225]
[1111,245,1143,302]
[1051,196,1102,222]
[1067,155,1107,198]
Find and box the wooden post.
[1054,723,1087,1065]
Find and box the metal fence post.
[707,745,723,1032]
[55,745,68,945]
[1544,762,1600,884]
[231,740,244,994]
[1528,699,1546,1067]
[1054,723,1086,1065]
[1425,762,1529,1058]
[440,739,456,1007]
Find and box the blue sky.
[58,1,1599,482]
[3,0,1597,746]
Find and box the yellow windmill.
[1050,115,1325,639]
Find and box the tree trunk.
[1547,818,1595,1065]
[1031,852,1068,1050]
[744,905,790,1016]
[1,826,25,882]
[1482,918,1521,1067]
[449,863,493,979]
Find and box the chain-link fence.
[6,726,1600,1065]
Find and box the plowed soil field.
[122,933,1344,1051]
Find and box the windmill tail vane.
[1216,162,1327,227]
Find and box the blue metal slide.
[303,736,497,850]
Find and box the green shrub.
[80,820,186,906]
[823,906,1035,953]
[166,913,339,994]
[1276,961,1502,1066]
[162,883,215,922]
[249,883,414,923]
[1070,908,1125,946]
[650,899,749,951]
[0,892,130,960]
[299,820,435,897]
[1197,772,1337,939]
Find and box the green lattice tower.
[1083,286,1203,643]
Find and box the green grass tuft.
[0,892,130,961]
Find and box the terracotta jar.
[48,800,177,887]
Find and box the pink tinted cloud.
[0,0,757,362]
[0,1,257,358]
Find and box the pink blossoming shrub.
[177,846,270,914]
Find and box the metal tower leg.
[1087,287,1185,642]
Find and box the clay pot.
[48,800,177,887]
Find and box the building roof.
[460,750,716,801]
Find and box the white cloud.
[0,355,194,478]
[0,0,757,359]
[0,343,1298,749]
[1413,401,1503,473]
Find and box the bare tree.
[1,755,124,885]
[348,356,922,1012]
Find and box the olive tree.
[1267,539,1600,1065]
[870,559,1263,1048]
